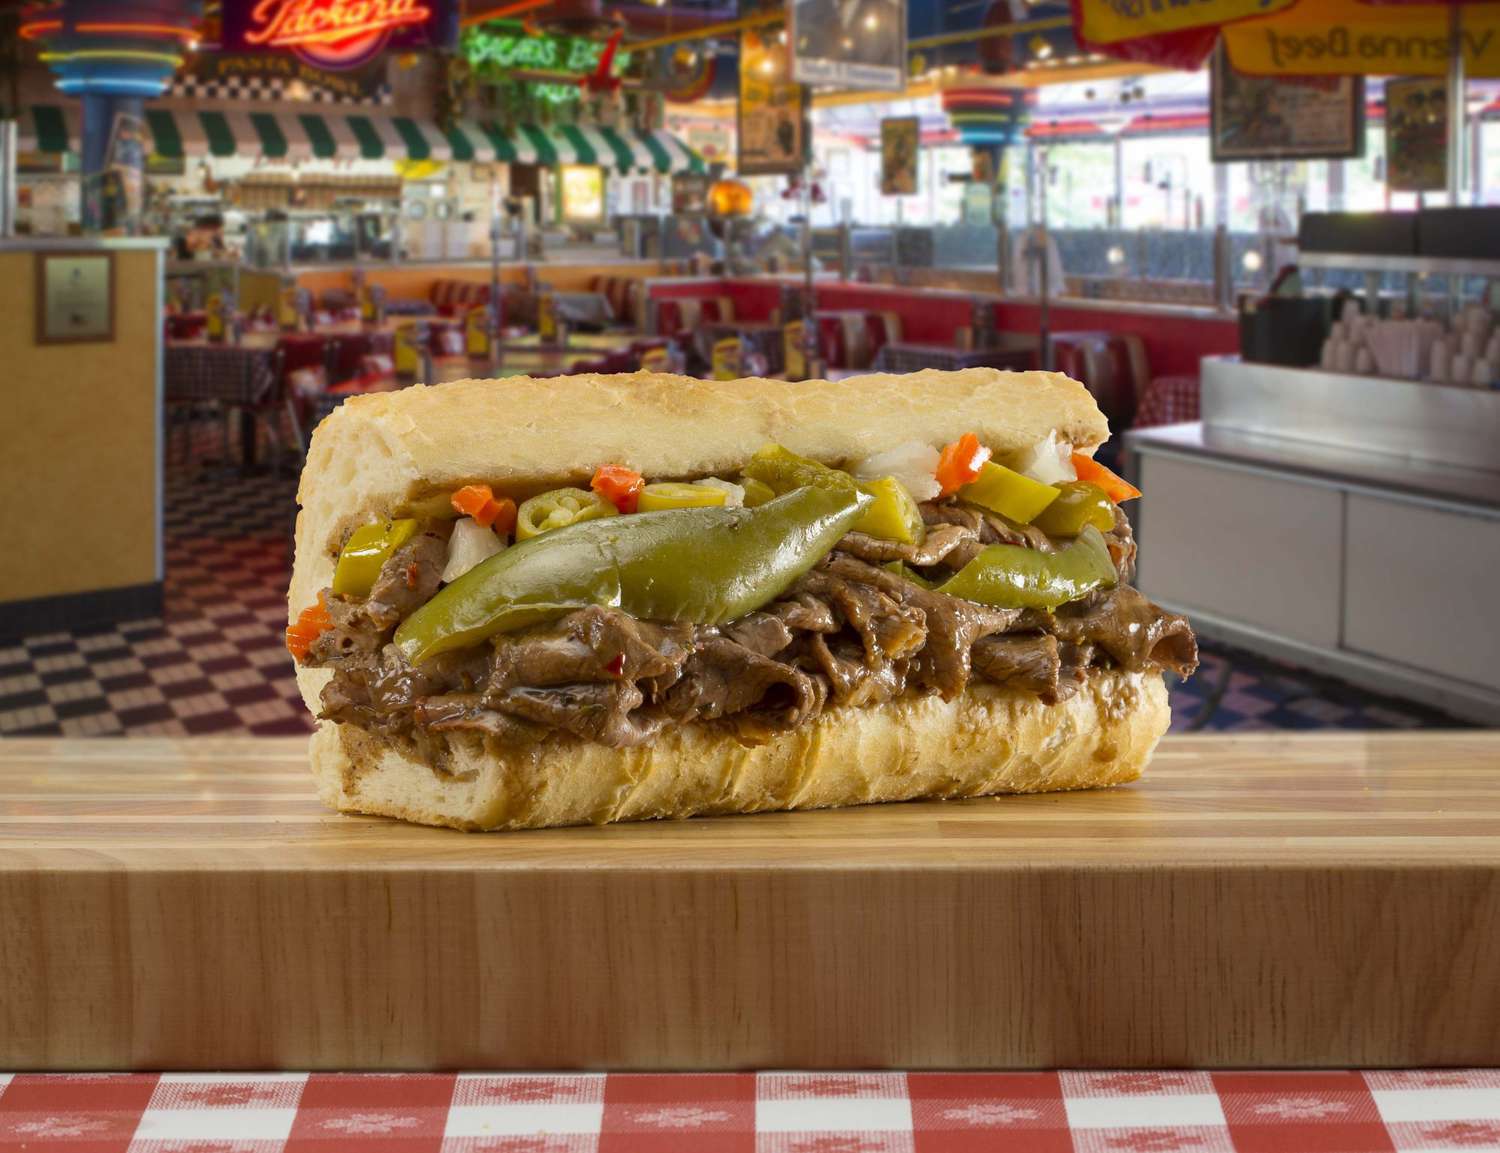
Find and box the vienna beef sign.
[1223,0,1500,78]
[224,0,452,71]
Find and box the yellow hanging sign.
[1075,0,1295,46]
[1224,0,1500,78]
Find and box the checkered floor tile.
[0,436,1478,739]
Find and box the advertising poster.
[880,116,919,196]
[791,0,906,92]
[1210,43,1364,162]
[738,25,807,177]
[1385,77,1447,194]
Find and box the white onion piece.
[696,477,745,507]
[1014,431,1076,485]
[852,441,942,502]
[441,517,506,584]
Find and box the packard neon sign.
[243,0,433,70]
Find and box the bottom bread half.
[308,668,1170,831]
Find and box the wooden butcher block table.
[2,732,1498,1071]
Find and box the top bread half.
[291,368,1109,617]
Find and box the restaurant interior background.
[2,0,1498,739]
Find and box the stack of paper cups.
[1430,338,1451,383]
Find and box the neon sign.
[226,0,442,71]
[463,26,631,103]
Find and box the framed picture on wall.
[1385,77,1447,193]
[35,251,115,344]
[1210,42,1364,162]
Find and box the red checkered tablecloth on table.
[2,1070,1498,1152]
[1133,374,1201,429]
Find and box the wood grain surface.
[2,733,1498,1070]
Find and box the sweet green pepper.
[1031,481,1115,537]
[332,518,419,598]
[938,525,1117,611]
[394,484,869,663]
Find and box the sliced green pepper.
[938,525,1117,611]
[854,476,925,545]
[960,461,1060,525]
[742,444,858,496]
[1031,481,1115,537]
[332,518,419,598]
[515,487,618,541]
[395,484,870,663]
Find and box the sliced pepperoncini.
[637,482,728,511]
[515,487,618,540]
[332,518,419,598]
[959,461,1060,525]
[742,444,858,496]
[853,476,925,545]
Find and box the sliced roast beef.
[724,611,795,657]
[363,528,448,628]
[488,606,693,690]
[972,634,1060,696]
[1053,586,1197,677]
[492,681,667,747]
[659,637,822,731]
[834,522,980,568]
[800,633,910,708]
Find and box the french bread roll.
[292,369,1167,832]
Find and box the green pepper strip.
[395,485,870,664]
[1031,481,1115,537]
[938,525,1117,611]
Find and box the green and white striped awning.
[19,103,706,175]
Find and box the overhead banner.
[791,0,907,92]
[1223,0,1500,77]
[1071,0,1296,46]
[738,24,807,176]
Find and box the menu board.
[1209,43,1364,162]
[738,24,807,176]
[36,253,114,344]
[1385,77,1447,194]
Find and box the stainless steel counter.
[1126,422,1500,515]
[1200,355,1500,474]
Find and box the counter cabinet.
[1130,436,1500,722]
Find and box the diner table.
[871,341,1037,374]
[163,336,283,470]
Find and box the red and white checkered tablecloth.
[2,1070,1499,1152]
[1133,374,1201,430]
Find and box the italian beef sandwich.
[288,369,1196,831]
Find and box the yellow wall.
[0,246,160,604]
[294,261,659,302]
